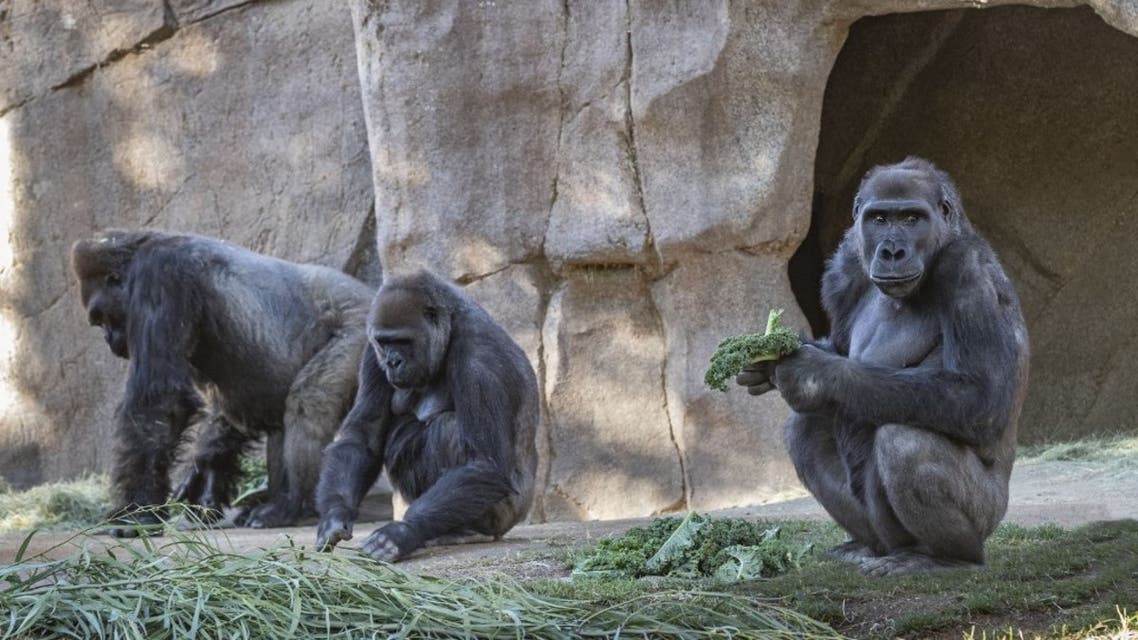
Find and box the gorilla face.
[854,168,951,300]
[80,271,130,359]
[368,286,449,390]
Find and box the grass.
[0,517,842,640]
[0,454,270,534]
[0,475,111,533]
[716,519,1138,639]
[1019,435,1138,471]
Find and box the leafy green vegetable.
[704,308,801,392]
[574,513,816,582]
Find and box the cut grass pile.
[0,475,110,533]
[0,523,841,640]
[1019,435,1138,471]
[0,455,271,533]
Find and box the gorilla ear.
[424,305,440,324]
[851,194,863,219]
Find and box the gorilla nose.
[879,246,906,262]
[385,354,404,370]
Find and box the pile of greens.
[573,512,817,582]
[704,309,801,392]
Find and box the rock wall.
[4,0,1138,516]
[0,0,374,487]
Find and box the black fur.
[72,229,372,536]
[316,270,539,562]
[738,157,1029,575]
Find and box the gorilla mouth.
[872,274,920,285]
[871,273,922,297]
[104,326,129,359]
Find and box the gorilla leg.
[243,334,361,528]
[173,411,251,521]
[860,423,1009,576]
[785,412,885,562]
[362,413,514,562]
[109,387,203,537]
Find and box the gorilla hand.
[361,521,419,562]
[772,344,840,414]
[316,509,354,552]
[735,361,776,396]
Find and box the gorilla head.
[72,231,143,359]
[852,157,966,299]
[368,281,452,390]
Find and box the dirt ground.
[2,457,1135,578]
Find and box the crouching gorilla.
[738,157,1029,576]
[72,229,373,536]
[316,270,539,562]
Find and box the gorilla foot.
[826,540,880,565]
[859,550,979,577]
[361,522,420,562]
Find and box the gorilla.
[316,270,539,562]
[72,229,373,536]
[738,157,1029,576]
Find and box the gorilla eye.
[903,214,919,225]
[871,214,887,225]
[105,274,122,287]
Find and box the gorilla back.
[738,157,1029,575]
[72,229,373,536]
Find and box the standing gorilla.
[72,229,373,536]
[738,157,1029,575]
[316,270,538,562]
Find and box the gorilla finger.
[317,521,353,552]
[747,381,775,396]
[735,371,765,386]
[362,532,401,562]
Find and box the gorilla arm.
[315,347,391,551]
[774,243,1024,448]
[111,248,208,529]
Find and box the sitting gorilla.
[72,229,373,536]
[316,270,539,562]
[738,157,1029,575]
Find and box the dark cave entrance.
[791,5,1138,441]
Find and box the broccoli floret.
[703,309,801,392]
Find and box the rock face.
[5,0,1138,517]
[350,0,841,515]
[0,0,374,487]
